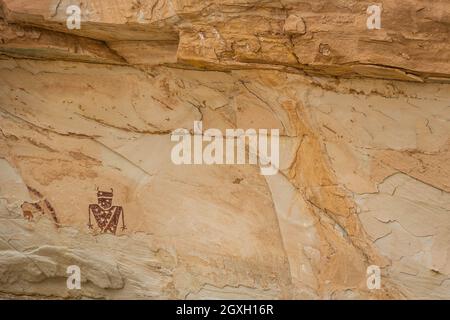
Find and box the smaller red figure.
[88,188,126,234]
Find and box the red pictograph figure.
[88,189,126,234]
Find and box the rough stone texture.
[0,1,449,299]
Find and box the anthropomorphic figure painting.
[88,189,126,234]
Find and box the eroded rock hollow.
[0,0,449,299]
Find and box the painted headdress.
[97,188,113,198]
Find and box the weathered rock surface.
[0,1,449,299]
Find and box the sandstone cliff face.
[0,0,449,299]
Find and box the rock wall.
[0,0,449,299]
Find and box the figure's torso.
[89,204,122,234]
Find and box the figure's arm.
[121,207,126,231]
[88,205,93,229]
